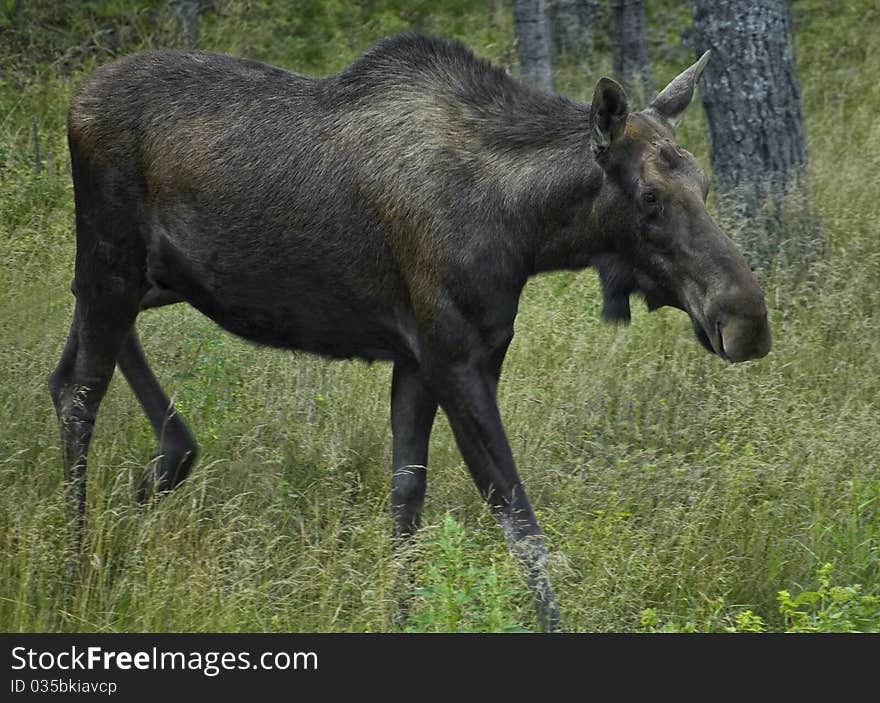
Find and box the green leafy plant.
[640,564,878,633]
[404,514,529,633]
[639,596,752,633]
[778,563,880,633]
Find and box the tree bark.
[14,0,25,31]
[609,0,653,102]
[692,0,820,266]
[549,0,597,60]
[490,0,506,29]
[512,0,554,91]
[171,0,202,49]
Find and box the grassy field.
[1,1,878,632]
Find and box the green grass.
[1,1,878,632]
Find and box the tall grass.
[0,1,877,632]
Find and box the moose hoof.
[136,450,196,505]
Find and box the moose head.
[590,52,771,363]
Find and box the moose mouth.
[691,317,730,361]
[714,322,733,362]
[692,315,773,363]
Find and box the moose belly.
[203,293,412,362]
[146,231,418,362]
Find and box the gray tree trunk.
[14,0,25,31]
[692,0,820,267]
[490,0,506,29]
[549,0,597,60]
[171,0,202,49]
[609,0,653,102]
[512,0,554,91]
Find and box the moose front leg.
[423,349,562,632]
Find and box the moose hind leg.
[117,328,197,503]
[390,361,437,540]
[49,300,136,561]
[388,361,437,627]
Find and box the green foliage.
[198,0,510,75]
[640,564,879,633]
[778,564,880,633]
[639,596,765,633]
[404,514,529,633]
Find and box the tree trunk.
[512,0,554,91]
[549,0,597,60]
[692,0,821,267]
[172,0,202,49]
[490,0,505,29]
[609,0,653,102]
[14,0,25,31]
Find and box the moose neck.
[470,92,608,276]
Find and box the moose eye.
[642,190,662,217]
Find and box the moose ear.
[590,77,629,154]
[648,50,711,126]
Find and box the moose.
[50,34,770,631]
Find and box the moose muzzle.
[699,279,771,363]
[714,308,772,363]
